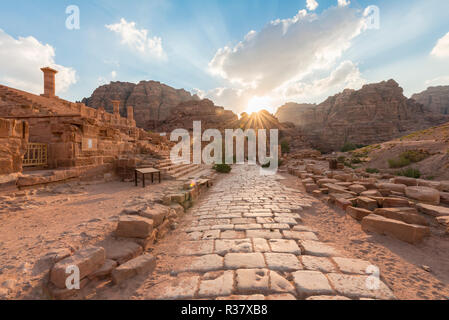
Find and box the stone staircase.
[137,156,210,180]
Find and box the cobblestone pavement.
[145,165,396,300]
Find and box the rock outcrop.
[276,80,449,152]
[411,86,449,115]
[82,81,200,130]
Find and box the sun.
[245,96,274,114]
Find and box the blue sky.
[1,0,449,114]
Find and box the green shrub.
[213,164,232,173]
[366,168,380,174]
[351,157,362,164]
[396,168,421,179]
[280,140,290,154]
[388,156,411,168]
[388,150,429,168]
[341,142,366,152]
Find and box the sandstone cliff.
[275,80,449,152]
[411,86,449,115]
[82,81,200,130]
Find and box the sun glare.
[246,96,274,114]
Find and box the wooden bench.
[134,168,161,187]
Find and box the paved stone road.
[146,165,396,300]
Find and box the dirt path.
[94,165,396,300]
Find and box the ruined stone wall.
[0,118,28,174]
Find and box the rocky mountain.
[411,86,449,115]
[275,80,449,152]
[82,81,200,130]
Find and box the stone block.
[292,270,334,298]
[373,208,427,226]
[111,254,157,285]
[357,197,378,211]
[50,246,105,289]
[405,186,440,204]
[116,215,154,239]
[416,203,449,217]
[346,206,372,221]
[361,214,429,244]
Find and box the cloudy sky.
[1,0,449,114]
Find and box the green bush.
[280,140,290,154]
[388,156,411,168]
[213,164,232,173]
[351,157,362,164]
[396,168,421,179]
[388,150,429,168]
[341,142,366,152]
[366,168,380,174]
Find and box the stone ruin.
[0,67,178,189]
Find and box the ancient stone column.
[111,100,120,117]
[127,106,134,122]
[40,67,58,98]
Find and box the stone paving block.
[246,229,283,239]
[283,230,319,241]
[224,253,266,269]
[176,254,224,273]
[298,240,339,257]
[332,257,373,275]
[235,269,269,294]
[243,212,273,218]
[300,256,338,273]
[266,294,297,300]
[202,230,221,240]
[186,231,203,240]
[198,271,234,298]
[256,217,275,224]
[215,239,253,256]
[292,270,335,298]
[146,276,200,300]
[306,295,351,300]
[216,294,265,300]
[264,253,302,272]
[211,224,235,231]
[327,273,396,300]
[292,225,315,232]
[232,218,256,224]
[274,217,298,226]
[268,239,301,255]
[220,230,246,239]
[177,241,214,256]
[235,224,263,230]
[252,238,270,252]
[270,271,296,294]
[262,223,290,230]
[186,226,211,233]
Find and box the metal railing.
[23,143,48,167]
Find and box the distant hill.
[275,80,449,152]
[412,85,449,115]
[82,81,200,130]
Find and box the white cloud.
[205,6,366,112]
[111,70,117,79]
[306,0,319,11]
[431,32,449,58]
[106,18,166,59]
[0,29,76,95]
[425,75,449,86]
[282,60,366,99]
[338,0,350,7]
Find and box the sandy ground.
[0,178,182,299]
[280,173,449,300]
